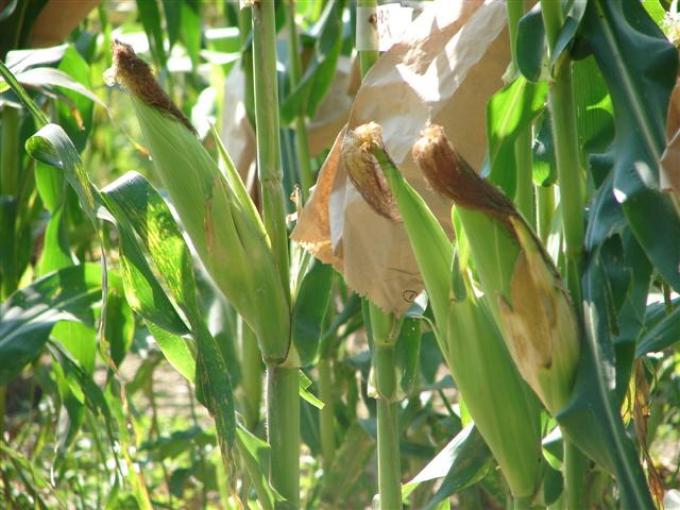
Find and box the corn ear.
[412,124,580,415]
[108,41,290,362]
[347,123,543,501]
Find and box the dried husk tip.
[412,124,517,231]
[107,40,196,134]
[342,123,401,221]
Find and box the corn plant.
[1,1,680,509]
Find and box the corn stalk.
[250,2,299,505]
[352,3,405,507]
[540,2,587,507]
[345,123,545,506]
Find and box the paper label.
[356,3,414,52]
[377,3,414,51]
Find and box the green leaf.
[582,0,680,292]
[55,45,97,152]
[395,317,421,396]
[558,247,655,508]
[146,321,196,382]
[0,60,49,127]
[136,0,167,68]
[320,422,375,506]
[279,0,346,124]
[550,0,588,68]
[162,0,182,49]
[180,1,201,69]
[402,425,492,509]
[105,286,135,367]
[291,259,333,365]
[235,424,287,510]
[516,6,545,82]
[299,370,324,409]
[0,263,101,384]
[636,304,680,356]
[104,171,235,450]
[572,55,614,158]
[486,76,548,196]
[100,173,189,335]
[26,123,97,226]
[36,204,75,275]
[532,112,557,186]
[15,67,104,108]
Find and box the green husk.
[109,41,290,362]
[412,124,580,415]
[346,123,544,501]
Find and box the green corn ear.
[108,41,290,362]
[345,123,543,502]
[412,124,580,416]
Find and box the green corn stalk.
[344,124,544,504]
[365,301,403,510]
[411,124,580,418]
[107,41,290,364]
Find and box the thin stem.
[266,366,300,507]
[187,380,208,508]
[514,128,535,226]
[540,0,584,300]
[537,185,555,244]
[238,7,255,128]
[368,301,402,510]
[318,358,335,468]
[0,385,7,508]
[357,0,379,77]
[252,2,299,505]
[1,105,20,197]
[375,345,401,510]
[356,14,401,508]
[564,439,587,510]
[507,1,535,226]
[147,372,172,507]
[541,3,586,509]
[286,1,314,197]
[252,0,290,292]
[1,105,20,300]
[239,317,262,430]
[0,386,5,441]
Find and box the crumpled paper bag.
[221,56,357,181]
[291,0,510,314]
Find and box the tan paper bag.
[292,0,510,314]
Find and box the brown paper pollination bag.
[292,0,510,314]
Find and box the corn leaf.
[100,170,235,450]
[0,263,101,385]
[516,6,544,83]
[402,425,491,508]
[582,0,680,292]
[291,259,334,366]
[486,75,547,197]
[279,0,346,124]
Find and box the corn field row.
[1,0,680,509]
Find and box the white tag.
[356,3,413,52]
[377,3,414,51]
